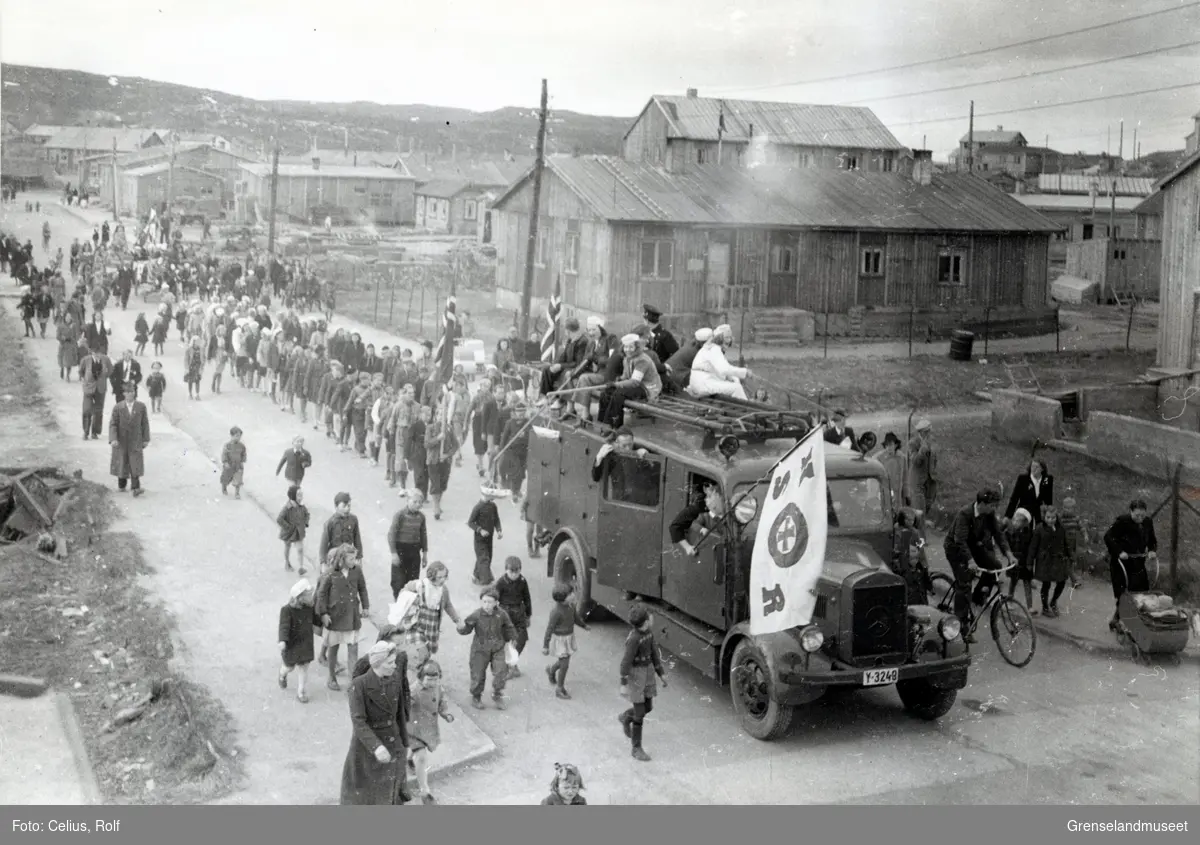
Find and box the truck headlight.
[799,625,824,653]
[938,617,961,641]
[734,495,758,524]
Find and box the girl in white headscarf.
[687,324,750,401]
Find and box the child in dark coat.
[541,763,587,806]
[1005,508,1036,614]
[543,582,589,700]
[151,312,169,356]
[278,579,319,703]
[495,556,532,676]
[457,587,515,711]
[467,487,503,585]
[277,485,311,573]
[133,313,149,356]
[145,361,166,413]
[618,606,667,762]
[221,426,247,498]
[275,435,313,487]
[1030,506,1072,618]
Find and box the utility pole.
[165,132,177,217]
[1118,119,1124,170]
[267,143,280,260]
[111,137,120,221]
[967,101,975,174]
[519,78,549,341]
[1132,127,1138,166]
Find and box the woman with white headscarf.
[687,324,750,401]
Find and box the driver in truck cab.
[669,481,724,557]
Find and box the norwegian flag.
[540,278,562,363]
[432,296,458,380]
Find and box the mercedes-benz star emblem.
[866,607,892,638]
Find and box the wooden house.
[119,163,223,217]
[489,152,1060,340]
[1063,238,1162,302]
[81,142,252,209]
[1154,149,1200,381]
[236,157,416,225]
[39,127,165,175]
[622,90,905,174]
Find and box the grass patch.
[928,416,1200,604]
[749,349,1156,414]
[0,304,244,804]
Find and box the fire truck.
[526,394,971,741]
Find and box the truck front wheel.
[729,640,795,741]
[896,678,957,720]
[551,536,593,618]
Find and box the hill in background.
[0,63,632,159]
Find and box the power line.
[884,81,1200,128]
[844,40,1200,105]
[707,1,1200,93]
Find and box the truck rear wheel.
[730,639,795,741]
[896,678,957,720]
[552,536,593,618]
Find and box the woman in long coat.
[57,312,80,381]
[340,641,410,805]
[108,386,151,495]
[1005,458,1053,525]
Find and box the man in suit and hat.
[110,350,143,403]
[109,381,151,497]
[824,409,859,452]
[79,341,114,440]
[642,304,678,364]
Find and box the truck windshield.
[827,477,886,529]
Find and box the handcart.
[1113,555,1191,665]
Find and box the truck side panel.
[526,424,562,531]
[557,428,603,557]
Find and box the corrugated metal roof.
[42,127,164,151]
[417,178,472,198]
[239,161,411,180]
[23,124,68,137]
[279,149,407,169]
[123,163,222,179]
[1133,190,1163,216]
[1035,174,1154,196]
[495,155,1059,232]
[1012,194,1144,212]
[644,96,904,150]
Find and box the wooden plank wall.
[1158,166,1200,369]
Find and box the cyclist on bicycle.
[1103,499,1158,630]
[943,489,1018,642]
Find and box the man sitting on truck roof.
[687,325,751,401]
[538,318,587,407]
[598,333,663,429]
[569,316,620,420]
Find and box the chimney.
[312,156,320,171]
[911,150,933,186]
[686,88,698,99]
[353,153,358,167]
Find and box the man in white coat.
[686,324,750,401]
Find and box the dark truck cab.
[526,394,970,741]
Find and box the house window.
[353,185,367,194]
[697,147,708,164]
[937,252,964,284]
[639,239,674,280]
[771,245,795,274]
[861,248,883,276]
[369,192,388,207]
[464,199,478,221]
[535,228,549,267]
[1113,249,1127,260]
[1082,223,1094,240]
[564,232,580,274]
[799,153,813,168]
[844,155,859,170]
[882,157,894,172]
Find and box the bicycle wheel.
[929,573,955,615]
[990,596,1037,667]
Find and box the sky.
[1,0,1198,158]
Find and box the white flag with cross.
[749,428,827,636]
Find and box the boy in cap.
[457,586,516,710]
[220,426,248,498]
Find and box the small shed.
[120,163,223,217]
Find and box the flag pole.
[691,423,823,557]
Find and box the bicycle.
[928,559,1037,668]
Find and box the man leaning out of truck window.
[671,481,725,557]
[590,427,648,483]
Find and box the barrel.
[948,330,974,361]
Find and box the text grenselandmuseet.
[1067,821,1189,833]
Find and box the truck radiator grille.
[852,583,908,659]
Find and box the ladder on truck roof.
[624,394,813,443]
